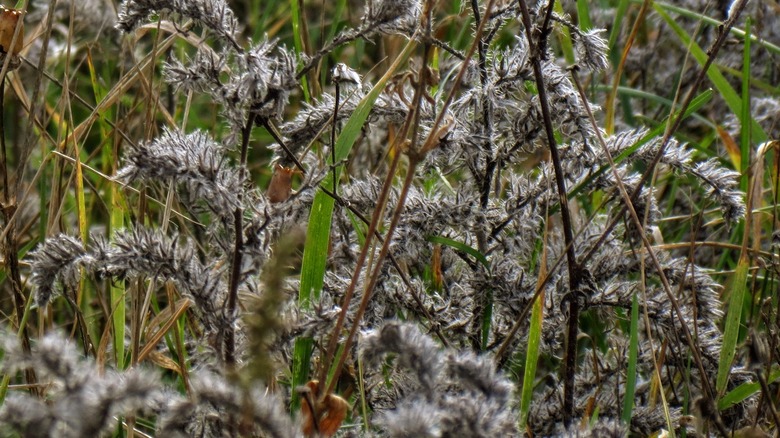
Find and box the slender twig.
[17,0,52,201]
[224,114,255,366]
[537,0,556,57]
[429,37,465,60]
[517,0,582,425]
[331,81,340,194]
[297,28,365,79]
[471,0,494,214]
[258,118,306,174]
[471,0,498,350]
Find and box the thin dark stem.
[0,76,38,395]
[16,0,56,198]
[224,114,254,366]
[331,81,340,195]
[297,28,365,80]
[471,0,496,350]
[471,0,494,214]
[517,0,581,426]
[259,118,306,174]
[0,80,9,199]
[538,0,556,57]
[429,37,465,60]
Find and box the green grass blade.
[716,256,749,395]
[576,0,593,31]
[554,1,575,64]
[519,281,544,427]
[654,5,768,144]
[719,367,780,410]
[426,235,491,272]
[426,235,492,350]
[595,84,712,127]
[325,0,348,42]
[608,0,631,50]
[110,184,126,370]
[739,18,751,192]
[621,291,640,422]
[651,1,780,56]
[289,0,310,102]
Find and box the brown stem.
[319,186,449,347]
[326,157,421,396]
[259,118,306,174]
[470,0,497,350]
[316,149,403,390]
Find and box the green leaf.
[654,5,768,144]
[554,1,575,64]
[576,0,593,31]
[519,283,544,427]
[110,184,126,369]
[652,1,780,56]
[717,256,749,395]
[607,0,631,50]
[739,18,751,192]
[426,235,491,272]
[719,368,780,410]
[621,292,639,422]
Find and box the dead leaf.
[299,380,349,437]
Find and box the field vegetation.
[0,0,779,436]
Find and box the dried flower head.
[117,127,243,219]
[117,0,239,49]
